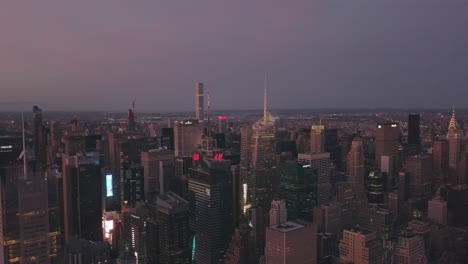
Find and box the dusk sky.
[2,1,468,112]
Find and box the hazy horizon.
[2,0,468,111]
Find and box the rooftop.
[269,221,305,233]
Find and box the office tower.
[447,109,461,170]
[457,148,468,184]
[195,82,204,121]
[157,192,191,264]
[265,221,317,264]
[324,128,341,168]
[218,116,228,134]
[367,171,385,204]
[62,154,103,242]
[278,161,318,220]
[310,121,325,153]
[63,240,110,264]
[141,149,174,201]
[33,105,47,163]
[428,189,447,225]
[408,114,421,154]
[388,192,399,221]
[2,163,51,264]
[375,123,400,167]
[339,227,383,264]
[347,137,366,200]
[189,158,234,264]
[127,103,136,131]
[393,231,427,264]
[247,206,265,263]
[121,161,144,207]
[357,206,393,240]
[269,200,287,226]
[447,185,468,227]
[405,155,433,202]
[381,155,397,191]
[174,120,201,157]
[121,203,158,264]
[240,99,277,212]
[161,127,175,150]
[46,166,64,261]
[298,152,331,205]
[313,202,341,234]
[296,128,311,154]
[224,227,250,264]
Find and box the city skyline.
[2,1,468,111]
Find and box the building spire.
[449,106,457,130]
[207,91,211,133]
[263,72,267,121]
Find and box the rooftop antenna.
[263,72,267,121]
[132,98,136,113]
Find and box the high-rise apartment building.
[195,82,204,121]
[265,221,317,264]
[375,123,400,167]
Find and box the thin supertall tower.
[195,82,204,121]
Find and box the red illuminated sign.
[214,153,223,160]
[192,154,200,161]
[218,116,227,120]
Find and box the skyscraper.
[375,123,400,167]
[339,227,382,264]
[189,158,234,264]
[265,221,317,264]
[310,120,325,153]
[393,231,427,264]
[141,149,174,201]
[405,155,433,203]
[432,139,449,185]
[269,200,287,226]
[447,109,461,170]
[428,189,447,225]
[62,153,103,242]
[195,82,204,121]
[240,82,277,213]
[348,137,366,200]
[174,120,201,157]
[298,153,330,206]
[408,114,421,154]
[157,192,191,264]
[278,161,318,220]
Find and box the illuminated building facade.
[447,109,461,170]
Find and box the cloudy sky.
[1,0,468,112]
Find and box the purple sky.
[1,1,468,112]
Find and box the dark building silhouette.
[408,114,421,154]
[62,154,103,242]
[375,123,400,167]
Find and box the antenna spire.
[207,91,211,134]
[263,72,267,121]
